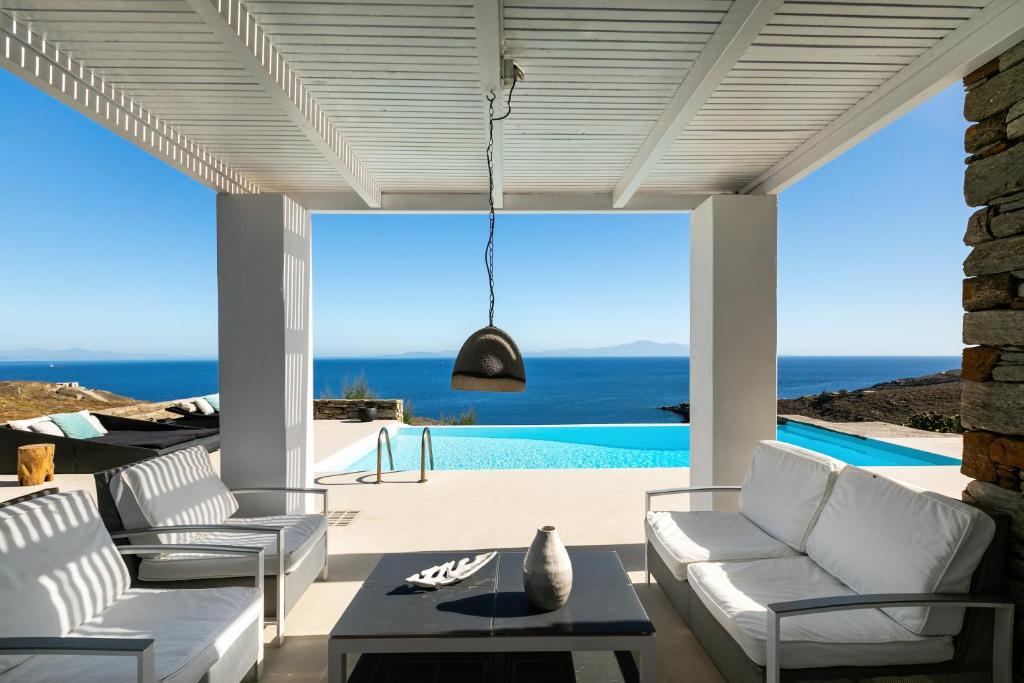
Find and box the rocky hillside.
[0,381,142,421]
[661,370,964,432]
[777,371,962,428]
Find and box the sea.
[0,356,959,424]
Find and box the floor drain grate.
[327,510,359,528]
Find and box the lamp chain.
[485,78,516,327]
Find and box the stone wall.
[960,41,1024,678]
[313,399,404,422]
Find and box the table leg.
[327,641,349,683]
[635,639,657,683]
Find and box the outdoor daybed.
[645,440,1012,682]
[1,411,219,474]
[94,446,328,646]
[165,396,220,429]
[0,489,264,683]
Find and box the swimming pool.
[337,422,960,472]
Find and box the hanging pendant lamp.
[452,71,526,392]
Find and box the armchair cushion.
[0,491,130,675]
[138,513,327,581]
[805,467,995,636]
[645,511,800,580]
[109,447,238,547]
[738,440,843,551]
[687,556,953,669]
[0,586,261,683]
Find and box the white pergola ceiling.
[2,0,1023,210]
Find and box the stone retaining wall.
[960,41,1024,679]
[313,399,404,422]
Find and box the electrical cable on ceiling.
[484,77,517,326]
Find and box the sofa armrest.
[117,543,265,590]
[645,486,742,513]
[228,486,330,585]
[764,593,1014,683]
[0,637,155,683]
[112,526,281,581]
[230,487,329,525]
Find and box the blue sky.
[0,68,969,357]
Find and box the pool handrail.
[376,427,394,484]
[420,427,434,483]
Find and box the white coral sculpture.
[406,551,497,589]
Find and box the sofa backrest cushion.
[806,467,995,636]
[109,446,238,546]
[739,440,844,551]
[0,490,130,674]
[49,411,104,439]
[7,416,48,432]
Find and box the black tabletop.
[331,551,654,640]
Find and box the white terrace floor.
[0,419,968,682]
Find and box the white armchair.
[96,446,328,646]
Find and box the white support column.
[689,194,777,510]
[217,193,314,514]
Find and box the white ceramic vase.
[523,525,573,611]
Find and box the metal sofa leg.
[275,582,286,646]
[321,534,329,581]
[645,542,652,586]
[275,529,286,646]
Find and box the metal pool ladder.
[375,427,394,484]
[420,427,434,483]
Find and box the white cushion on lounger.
[0,491,131,675]
[6,416,48,432]
[109,447,238,547]
[28,419,64,436]
[139,513,327,581]
[739,440,844,551]
[193,397,215,415]
[0,586,261,683]
[83,412,108,435]
[687,557,953,669]
[645,511,800,580]
[806,467,995,636]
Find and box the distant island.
[1,340,690,362]
[382,340,690,359]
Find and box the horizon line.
[0,353,965,362]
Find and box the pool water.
[344,422,960,472]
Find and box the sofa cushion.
[203,394,220,411]
[805,467,995,636]
[48,411,104,439]
[645,511,800,580]
[687,557,953,669]
[83,413,108,436]
[139,513,327,581]
[193,397,216,415]
[739,440,843,551]
[0,490,131,675]
[109,447,238,547]
[6,416,48,432]
[0,586,261,683]
[28,420,64,437]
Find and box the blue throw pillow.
[204,393,220,411]
[49,411,103,439]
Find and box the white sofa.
[645,440,1012,682]
[0,490,264,683]
[95,447,328,646]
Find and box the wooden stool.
[17,444,55,486]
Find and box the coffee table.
[329,550,656,682]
